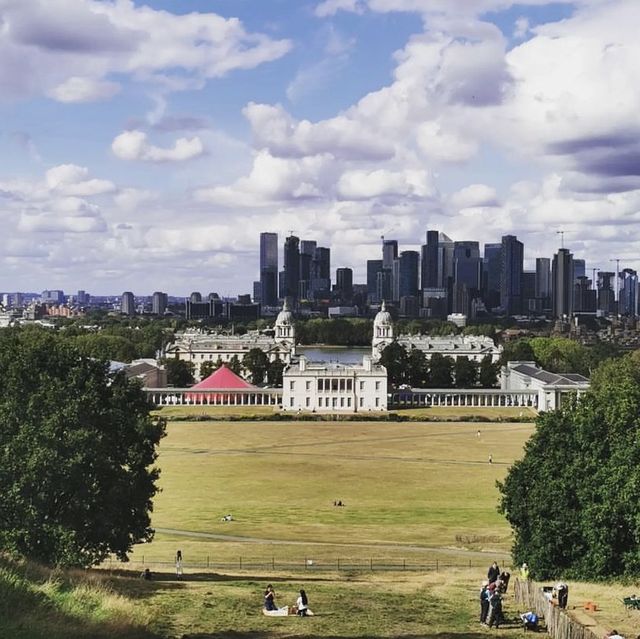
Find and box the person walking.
[487,590,503,628]
[487,561,500,584]
[175,549,183,579]
[480,581,490,624]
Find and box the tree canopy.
[0,329,165,567]
[498,355,640,579]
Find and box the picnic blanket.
[262,606,315,617]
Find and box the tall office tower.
[522,271,537,313]
[152,291,168,315]
[367,259,383,303]
[189,291,202,303]
[376,269,393,303]
[500,234,524,315]
[297,240,316,299]
[399,250,419,299]
[311,246,331,297]
[535,258,552,300]
[483,243,502,310]
[619,268,638,316]
[283,235,300,301]
[41,289,65,304]
[421,230,439,289]
[121,291,135,316]
[335,267,353,302]
[253,281,261,303]
[392,258,400,302]
[382,239,398,269]
[574,276,596,313]
[552,248,574,319]
[437,233,455,288]
[573,259,586,282]
[453,241,482,291]
[77,290,87,305]
[597,271,615,314]
[260,232,278,306]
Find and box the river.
[297,346,370,364]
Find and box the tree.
[227,355,243,376]
[499,339,536,366]
[199,360,217,380]
[267,357,285,386]
[243,348,269,384]
[478,355,499,388]
[0,329,165,567]
[164,358,195,387]
[427,354,454,387]
[454,356,478,388]
[379,342,409,387]
[498,356,640,579]
[406,347,429,387]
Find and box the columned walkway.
[389,388,540,409]
[144,388,283,406]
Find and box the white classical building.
[501,361,590,411]
[282,356,387,412]
[371,302,502,363]
[165,301,296,379]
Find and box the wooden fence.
[514,578,600,639]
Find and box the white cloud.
[114,188,156,211]
[0,0,292,102]
[47,76,121,103]
[337,169,435,200]
[111,130,205,163]
[315,0,365,18]
[450,184,500,209]
[45,164,115,196]
[513,17,530,39]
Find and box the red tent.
[186,364,255,403]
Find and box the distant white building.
[501,361,590,411]
[372,301,502,363]
[165,301,296,379]
[282,356,387,412]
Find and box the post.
[436,559,438,572]
[272,556,275,569]
[207,555,210,568]
[337,558,340,570]
[239,556,242,570]
[370,558,373,570]
[142,555,145,565]
[403,559,406,570]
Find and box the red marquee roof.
[190,364,254,390]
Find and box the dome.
[374,301,392,326]
[276,299,293,326]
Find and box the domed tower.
[372,301,394,361]
[275,298,296,351]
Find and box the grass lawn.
[397,407,538,421]
[128,421,532,567]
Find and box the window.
[332,397,337,407]
[317,379,323,391]
[290,381,295,390]
[375,397,380,407]
[375,381,381,390]
[339,379,345,392]
[306,397,310,407]
[359,397,364,407]
[347,397,351,407]
[306,381,311,391]
[360,381,365,390]
[346,379,352,391]
[290,398,294,407]
[340,397,344,407]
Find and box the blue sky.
[0,0,638,295]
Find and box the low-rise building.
[283,356,387,412]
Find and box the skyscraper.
[619,268,638,316]
[535,258,551,301]
[335,267,353,302]
[399,250,419,299]
[367,259,383,303]
[283,235,300,302]
[453,241,481,291]
[260,232,278,306]
[483,243,501,311]
[382,239,398,270]
[311,246,331,297]
[500,234,524,315]
[552,248,574,319]
[152,291,168,315]
[121,291,135,316]
[421,230,439,290]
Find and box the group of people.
[479,562,512,629]
[264,584,311,616]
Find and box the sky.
[0,0,639,296]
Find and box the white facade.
[371,302,502,363]
[165,301,296,379]
[283,356,387,412]
[501,361,590,411]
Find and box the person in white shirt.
[296,589,309,616]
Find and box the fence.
[108,556,495,574]
[514,578,599,639]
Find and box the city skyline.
[1,0,638,295]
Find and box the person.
[489,454,493,464]
[605,631,625,639]
[296,589,309,617]
[487,590,503,629]
[520,562,530,579]
[487,561,500,584]
[264,584,277,611]
[520,611,539,631]
[141,568,152,580]
[555,582,569,609]
[477,429,481,438]
[499,570,511,593]
[480,581,490,625]
[175,549,183,579]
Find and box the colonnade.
[144,389,282,406]
[390,389,540,408]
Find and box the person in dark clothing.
[556,583,568,609]
[480,581,490,624]
[499,571,511,593]
[487,591,504,628]
[264,584,277,611]
[487,561,500,584]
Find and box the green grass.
[398,407,538,421]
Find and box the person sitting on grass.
[296,589,309,616]
[264,584,277,611]
[520,611,539,631]
[605,631,625,639]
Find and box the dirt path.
[154,527,510,559]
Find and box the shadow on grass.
[181,633,497,639]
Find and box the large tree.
[243,348,269,384]
[427,354,454,387]
[0,329,165,567]
[454,356,478,388]
[498,356,640,579]
[379,342,409,387]
[164,358,195,387]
